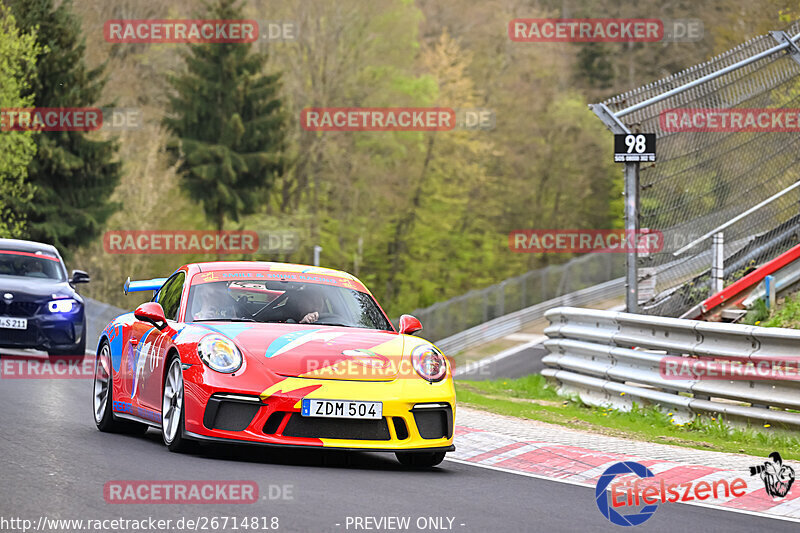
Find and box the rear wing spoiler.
[123,276,168,295]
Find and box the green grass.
[741,298,769,326]
[457,375,800,460]
[742,294,800,328]
[760,295,800,328]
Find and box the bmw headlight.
[197,335,242,373]
[48,298,78,313]
[411,344,447,383]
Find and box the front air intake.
[203,394,263,431]
[282,414,391,440]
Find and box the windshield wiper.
[313,322,353,327]
[193,318,256,322]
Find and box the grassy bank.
[741,293,800,328]
[457,374,800,460]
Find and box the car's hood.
[191,322,406,381]
[0,275,76,302]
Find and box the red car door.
[132,272,186,415]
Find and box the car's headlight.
[48,298,78,313]
[411,344,447,382]
[197,335,242,373]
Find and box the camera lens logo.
[750,452,795,499]
[595,461,658,526]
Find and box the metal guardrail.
[435,277,623,355]
[542,307,800,429]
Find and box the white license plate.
[0,317,27,330]
[301,399,382,419]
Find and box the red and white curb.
[449,426,800,520]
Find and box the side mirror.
[399,314,423,336]
[71,270,90,284]
[134,302,168,330]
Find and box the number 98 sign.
[614,133,656,162]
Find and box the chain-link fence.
[407,253,624,342]
[597,22,800,316]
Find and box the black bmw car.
[0,239,90,358]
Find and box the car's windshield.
[186,278,392,331]
[0,250,66,281]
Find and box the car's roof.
[191,261,358,280]
[0,238,61,257]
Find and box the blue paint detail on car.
[194,323,253,340]
[264,329,321,358]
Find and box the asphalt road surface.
[1,351,796,533]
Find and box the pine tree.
[163,0,286,232]
[9,0,121,251]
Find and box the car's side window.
[155,272,185,321]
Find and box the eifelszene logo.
[595,461,749,526]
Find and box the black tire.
[93,340,148,434]
[162,356,193,453]
[395,451,446,468]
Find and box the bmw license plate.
[301,399,382,419]
[0,317,27,330]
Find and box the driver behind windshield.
[290,287,326,324]
[191,283,239,320]
[24,259,47,278]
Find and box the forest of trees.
[1,0,797,314]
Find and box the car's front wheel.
[162,356,192,452]
[395,451,446,468]
[93,340,147,434]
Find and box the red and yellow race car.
[92,262,454,467]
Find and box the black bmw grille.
[0,301,40,317]
[282,414,391,440]
[0,328,37,345]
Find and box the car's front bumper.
[0,310,84,352]
[182,370,456,452]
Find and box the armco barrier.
[435,277,623,355]
[542,307,800,428]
